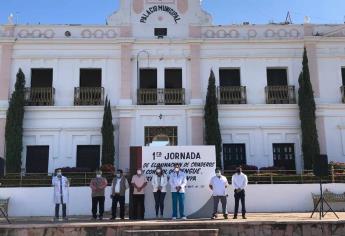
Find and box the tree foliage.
[5,69,26,173]
[298,47,320,169]
[101,97,115,166]
[204,69,222,167]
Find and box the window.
[272,143,296,170]
[76,145,100,171]
[165,68,182,89]
[342,68,345,86]
[80,69,102,87]
[219,68,241,86]
[145,127,177,146]
[267,68,288,86]
[223,144,246,169]
[26,146,49,173]
[31,69,53,87]
[140,68,157,89]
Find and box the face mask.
[216,172,221,177]
[156,169,161,174]
[175,168,179,172]
[116,173,121,178]
[137,170,142,175]
[96,174,101,178]
[57,172,62,177]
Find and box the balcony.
[137,88,185,105]
[265,86,296,104]
[218,86,247,104]
[74,87,104,106]
[341,86,345,103]
[24,87,55,106]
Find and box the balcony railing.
[74,87,104,106]
[24,87,55,106]
[137,88,185,105]
[218,86,247,104]
[265,85,296,104]
[341,86,345,103]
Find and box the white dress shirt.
[231,172,248,190]
[209,175,228,196]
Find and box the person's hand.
[137,187,142,192]
[158,186,162,191]
[110,194,113,199]
[176,186,181,192]
[209,186,213,190]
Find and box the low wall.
[0,184,344,217]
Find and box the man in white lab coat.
[52,169,69,221]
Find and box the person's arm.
[52,177,56,186]
[90,179,96,190]
[231,175,237,189]
[131,176,138,189]
[152,175,157,188]
[180,173,187,188]
[209,178,213,190]
[141,177,148,188]
[224,176,229,188]
[101,178,108,189]
[243,175,248,189]
[125,178,129,189]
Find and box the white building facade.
[0,0,345,173]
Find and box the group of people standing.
[52,164,247,221]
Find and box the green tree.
[204,69,222,167]
[298,47,320,170]
[101,97,115,165]
[5,69,26,173]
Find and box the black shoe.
[99,216,103,221]
[233,216,237,219]
[110,217,116,220]
[120,217,125,220]
[92,216,97,220]
[224,214,228,219]
[211,214,217,220]
[242,215,247,219]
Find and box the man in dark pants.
[110,169,129,220]
[231,166,248,219]
[52,169,69,221]
[131,168,148,220]
[90,170,108,220]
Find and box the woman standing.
[151,166,168,218]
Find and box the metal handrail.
[137,88,185,105]
[74,87,104,106]
[265,85,296,104]
[24,87,55,106]
[218,86,247,104]
[1,169,345,187]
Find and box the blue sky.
[0,0,343,25]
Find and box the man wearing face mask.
[231,166,248,219]
[110,169,129,220]
[209,168,229,219]
[169,163,187,220]
[52,169,69,221]
[90,170,108,220]
[152,166,168,218]
[131,168,148,220]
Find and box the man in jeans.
[131,168,148,220]
[209,167,229,219]
[90,170,108,220]
[169,163,187,220]
[110,169,129,220]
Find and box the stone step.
[123,229,219,236]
